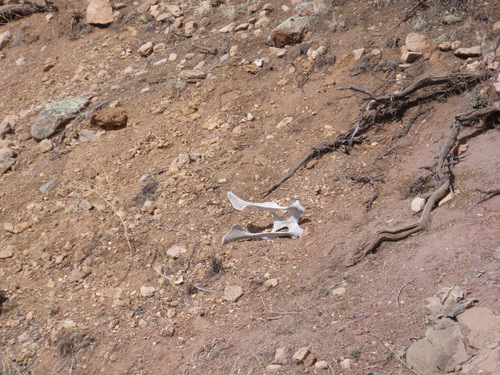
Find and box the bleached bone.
[222,192,305,245]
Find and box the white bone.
[222,192,305,245]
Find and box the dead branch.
[350,174,383,211]
[0,1,55,23]
[474,188,500,207]
[263,72,489,196]
[349,106,499,266]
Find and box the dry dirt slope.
[0,0,500,374]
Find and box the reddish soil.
[0,0,499,374]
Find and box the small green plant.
[468,94,489,109]
[351,348,361,358]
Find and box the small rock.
[331,287,346,296]
[0,121,11,138]
[31,97,90,140]
[140,286,156,297]
[303,353,316,366]
[86,0,114,25]
[153,43,165,53]
[493,246,500,261]
[411,197,426,213]
[161,326,175,337]
[315,360,329,369]
[156,13,170,22]
[167,245,185,259]
[405,33,428,52]
[306,159,318,169]
[168,53,177,61]
[276,116,293,128]
[0,31,11,51]
[266,365,282,372]
[185,21,197,34]
[340,358,351,369]
[223,285,243,302]
[401,50,422,63]
[270,16,310,48]
[292,347,310,364]
[39,179,56,194]
[457,144,468,155]
[79,199,93,211]
[219,22,236,33]
[263,278,279,288]
[235,23,250,32]
[0,147,14,164]
[69,267,88,282]
[138,42,154,57]
[137,0,156,13]
[274,347,288,365]
[38,139,53,153]
[90,107,127,129]
[466,60,482,72]
[454,46,481,58]
[0,246,14,259]
[352,47,365,61]
[438,42,452,52]
[179,69,206,80]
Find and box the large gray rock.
[407,321,468,375]
[270,17,310,48]
[31,97,90,140]
[86,0,114,25]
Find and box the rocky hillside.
[0,0,499,374]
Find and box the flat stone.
[86,0,114,25]
[457,307,500,349]
[292,346,310,363]
[263,278,278,288]
[270,16,310,48]
[192,316,210,331]
[167,245,185,259]
[276,116,293,128]
[438,42,452,52]
[454,46,481,58]
[69,267,88,282]
[340,358,351,369]
[352,47,365,61]
[0,147,14,164]
[179,69,206,80]
[493,246,500,261]
[137,0,157,13]
[0,121,11,138]
[138,42,154,57]
[0,246,14,259]
[315,360,329,369]
[266,365,282,371]
[223,285,243,302]
[406,339,440,375]
[274,346,287,365]
[405,32,428,52]
[39,179,56,194]
[401,50,422,63]
[90,107,127,128]
[331,287,346,296]
[31,97,90,140]
[140,286,156,297]
[38,139,53,153]
[0,31,11,51]
[427,324,468,372]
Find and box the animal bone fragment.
[222,192,305,245]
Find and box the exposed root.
[349,106,499,265]
[263,72,490,196]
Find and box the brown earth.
[1,0,499,374]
